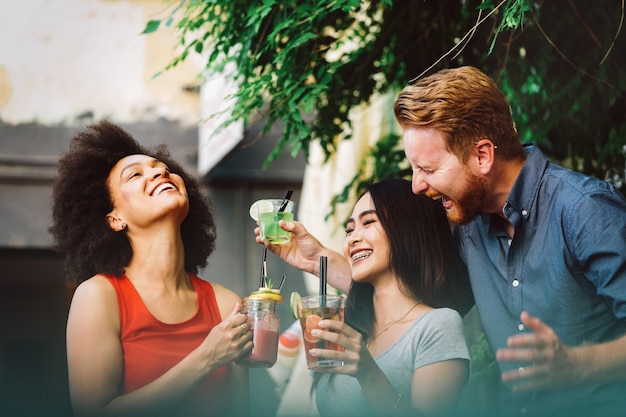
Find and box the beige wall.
[0,0,202,125]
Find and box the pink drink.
[238,297,280,368]
[244,328,279,367]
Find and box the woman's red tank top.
[105,274,230,415]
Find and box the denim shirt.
[457,144,626,416]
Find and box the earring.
[120,222,127,230]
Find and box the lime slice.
[249,199,274,221]
[290,291,303,320]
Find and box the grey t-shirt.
[315,308,469,417]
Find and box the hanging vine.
[144,0,626,197]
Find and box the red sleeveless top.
[105,274,230,415]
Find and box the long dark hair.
[344,178,472,340]
[50,120,217,283]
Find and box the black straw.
[258,190,292,288]
[319,255,327,306]
[278,190,293,212]
[259,247,267,287]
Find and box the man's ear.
[106,213,127,232]
[473,139,497,175]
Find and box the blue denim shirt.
[457,144,626,416]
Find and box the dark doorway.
[0,248,72,417]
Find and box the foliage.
[492,1,626,189]
[469,332,499,380]
[144,0,626,199]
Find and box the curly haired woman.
[51,120,251,417]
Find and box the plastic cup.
[298,294,344,368]
[258,199,295,244]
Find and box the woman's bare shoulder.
[68,274,120,325]
[206,281,244,318]
[209,281,242,302]
[72,274,116,300]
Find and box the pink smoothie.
[244,328,279,367]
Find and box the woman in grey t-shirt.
[307,179,471,417]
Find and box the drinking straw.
[278,190,293,212]
[259,247,267,287]
[319,255,327,307]
[278,275,286,290]
[258,190,292,288]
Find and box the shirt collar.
[479,143,548,230]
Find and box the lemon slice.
[290,291,303,319]
[249,199,274,221]
[249,292,283,303]
[258,287,281,294]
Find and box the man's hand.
[496,311,580,392]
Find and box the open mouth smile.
[351,249,373,263]
[150,182,177,196]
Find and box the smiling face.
[403,127,487,225]
[342,192,392,283]
[105,154,189,231]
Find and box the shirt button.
[521,209,528,216]
[508,239,512,246]
[520,408,527,415]
[512,279,519,287]
[518,323,525,331]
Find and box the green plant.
[145,0,626,213]
[469,332,499,381]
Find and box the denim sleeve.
[566,187,626,320]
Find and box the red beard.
[443,168,487,226]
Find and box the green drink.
[250,198,295,244]
[259,211,294,244]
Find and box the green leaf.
[141,19,161,34]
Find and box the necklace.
[369,301,421,342]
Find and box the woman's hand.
[200,303,253,371]
[307,319,377,379]
[255,220,325,274]
[254,220,352,293]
